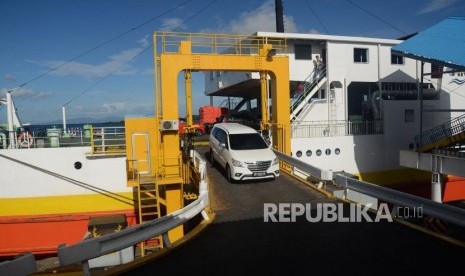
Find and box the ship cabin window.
[405,109,414,122]
[354,48,368,63]
[210,72,214,80]
[391,54,404,65]
[295,44,312,60]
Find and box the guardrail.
[0,150,210,276]
[0,252,36,276]
[291,120,384,138]
[273,149,333,181]
[274,149,465,227]
[335,174,465,227]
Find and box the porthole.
[306,150,312,157]
[296,150,302,158]
[335,148,341,155]
[325,149,331,155]
[74,161,82,170]
[316,149,322,156]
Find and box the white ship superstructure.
[204,31,465,184]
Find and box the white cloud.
[70,102,127,117]
[32,36,151,79]
[306,28,322,34]
[160,18,186,31]
[1,87,54,100]
[202,0,298,34]
[102,102,126,114]
[417,0,459,14]
[138,35,150,48]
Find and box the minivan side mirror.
[219,142,226,148]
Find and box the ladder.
[137,174,163,256]
[329,87,337,122]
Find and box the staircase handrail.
[290,67,327,114]
[292,99,327,126]
[414,113,465,148]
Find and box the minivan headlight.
[272,157,279,165]
[232,158,244,167]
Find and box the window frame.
[294,44,312,60]
[353,48,369,63]
[391,53,404,65]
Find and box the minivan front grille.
[245,161,271,171]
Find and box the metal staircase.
[290,68,327,124]
[415,113,465,152]
[136,174,164,256]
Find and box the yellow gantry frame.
[153,33,290,242]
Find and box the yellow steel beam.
[156,43,290,153]
[260,71,269,130]
[185,70,193,126]
[152,33,291,243]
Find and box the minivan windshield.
[229,133,268,150]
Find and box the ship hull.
[0,147,134,257]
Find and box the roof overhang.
[392,17,465,71]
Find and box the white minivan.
[209,123,279,182]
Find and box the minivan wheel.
[226,165,235,183]
[209,149,216,166]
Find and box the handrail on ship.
[0,150,210,275]
[155,32,287,56]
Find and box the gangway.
[414,113,465,152]
[290,68,327,123]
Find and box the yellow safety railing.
[90,126,126,155]
[155,32,287,56]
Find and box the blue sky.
[1,0,464,124]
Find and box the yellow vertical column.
[269,68,290,155]
[260,71,269,130]
[185,70,193,126]
[157,35,185,242]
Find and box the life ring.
[18,132,34,148]
[70,129,77,136]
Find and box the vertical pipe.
[260,71,269,130]
[432,170,442,203]
[6,92,16,148]
[153,33,160,118]
[185,70,193,126]
[275,0,284,32]
[62,106,67,133]
[419,62,424,153]
[377,44,382,119]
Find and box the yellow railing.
[90,126,126,155]
[155,32,287,56]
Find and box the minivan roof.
[213,123,257,134]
